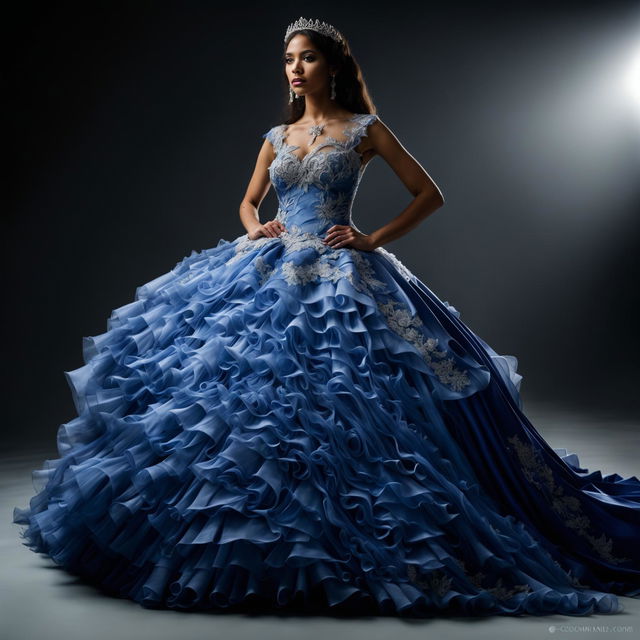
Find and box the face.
[284,33,333,99]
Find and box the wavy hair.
[281,27,377,124]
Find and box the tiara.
[284,16,344,45]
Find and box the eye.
[284,55,315,64]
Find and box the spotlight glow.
[625,43,640,108]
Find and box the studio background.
[5,0,640,453]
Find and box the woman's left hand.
[322,225,375,251]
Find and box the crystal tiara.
[284,16,344,45]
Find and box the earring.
[289,87,295,103]
[330,75,336,100]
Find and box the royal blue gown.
[13,113,640,616]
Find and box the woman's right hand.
[248,219,286,240]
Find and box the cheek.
[307,65,324,81]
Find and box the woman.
[13,16,640,616]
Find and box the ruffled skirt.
[13,235,640,615]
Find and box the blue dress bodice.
[262,113,377,237]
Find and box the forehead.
[285,33,316,53]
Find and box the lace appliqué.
[314,189,352,224]
[282,256,350,287]
[407,560,531,601]
[226,234,278,265]
[279,225,330,255]
[268,115,374,191]
[406,565,453,598]
[452,558,532,600]
[506,434,631,565]
[377,299,471,391]
[279,228,351,287]
[280,244,386,293]
[254,256,274,286]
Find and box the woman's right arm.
[238,138,286,240]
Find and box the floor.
[1,401,638,640]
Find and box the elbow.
[414,180,444,209]
[430,186,445,209]
[418,187,444,210]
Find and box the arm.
[238,137,286,240]
[323,117,445,251]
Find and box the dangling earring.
[289,87,295,103]
[330,74,336,100]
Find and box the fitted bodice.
[262,113,378,237]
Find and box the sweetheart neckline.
[282,143,362,164]
[279,114,364,164]
[267,146,365,176]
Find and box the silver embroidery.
[269,116,375,190]
[376,299,471,391]
[507,434,631,565]
[452,560,532,600]
[451,558,532,600]
[406,565,453,597]
[282,256,353,287]
[254,256,274,286]
[279,225,332,255]
[226,234,278,265]
[347,249,388,293]
[314,189,352,224]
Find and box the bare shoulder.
[355,113,390,160]
[365,115,412,157]
[367,115,396,142]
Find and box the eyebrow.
[284,49,317,56]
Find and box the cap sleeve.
[347,113,379,152]
[262,126,281,150]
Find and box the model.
[13,16,640,616]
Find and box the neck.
[300,92,343,123]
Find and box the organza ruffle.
[13,235,639,615]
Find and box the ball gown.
[13,113,640,616]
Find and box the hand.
[248,219,286,240]
[322,225,375,251]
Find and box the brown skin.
[239,33,445,250]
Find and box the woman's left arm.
[323,117,445,251]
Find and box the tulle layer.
[13,235,640,615]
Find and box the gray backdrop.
[4,0,639,451]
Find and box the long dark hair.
[281,27,377,124]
